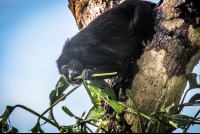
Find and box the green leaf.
[31,121,44,133]
[89,80,124,113]
[57,75,71,95]
[172,114,194,120]
[178,74,200,113]
[89,80,117,100]
[89,86,100,105]
[62,106,75,117]
[106,99,124,114]
[187,73,200,89]
[48,75,70,121]
[83,81,99,108]
[49,75,70,106]
[86,108,106,121]
[81,111,86,118]
[0,106,16,123]
[184,93,200,106]
[169,121,178,129]
[174,119,190,129]
[171,114,196,129]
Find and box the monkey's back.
[68,0,155,61]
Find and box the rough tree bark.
[68,0,200,133]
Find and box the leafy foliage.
[0,73,200,133]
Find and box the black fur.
[57,0,156,84]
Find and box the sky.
[0,0,199,133]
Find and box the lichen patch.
[162,18,185,31]
[188,25,200,47]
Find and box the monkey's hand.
[81,69,94,80]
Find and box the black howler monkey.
[57,0,156,84]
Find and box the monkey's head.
[57,54,83,84]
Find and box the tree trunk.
[68,0,200,132]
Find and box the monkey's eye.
[72,63,76,67]
[61,65,68,72]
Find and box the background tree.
[68,0,200,132]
